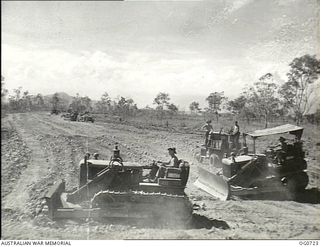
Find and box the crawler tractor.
[62,111,78,121]
[45,146,192,223]
[195,124,309,200]
[77,113,94,123]
[194,130,240,167]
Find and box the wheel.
[194,152,202,163]
[194,153,203,163]
[209,153,221,168]
[286,172,309,194]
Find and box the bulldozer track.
[93,190,188,199]
[91,190,190,207]
[90,189,193,222]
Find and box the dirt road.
[1,112,320,239]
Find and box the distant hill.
[43,92,74,109]
[43,92,98,109]
[44,92,74,103]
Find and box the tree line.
[189,54,320,126]
[2,54,320,125]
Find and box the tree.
[69,93,81,112]
[21,91,32,111]
[279,54,320,124]
[80,96,92,112]
[34,94,45,110]
[189,101,201,114]
[8,87,22,111]
[246,73,281,128]
[13,87,22,102]
[114,96,137,117]
[227,95,246,115]
[153,92,170,119]
[1,76,8,113]
[69,94,92,113]
[1,76,8,106]
[95,92,111,114]
[205,92,226,122]
[227,95,255,124]
[168,103,179,115]
[153,92,170,110]
[51,93,60,112]
[116,96,127,115]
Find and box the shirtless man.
[201,120,213,146]
[149,147,179,182]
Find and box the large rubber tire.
[209,153,221,168]
[287,172,309,194]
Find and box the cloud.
[2,0,317,108]
[0,39,290,109]
[3,42,254,107]
[227,0,253,13]
[0,44,201,101]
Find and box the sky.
[2,0,319,110]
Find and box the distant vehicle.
[62,111,78,121]
[51,109,60,115]
[60,112,70,118]
[77,113,94,123]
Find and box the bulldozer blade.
[194,167,230,201]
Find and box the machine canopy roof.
[246,124,304,138]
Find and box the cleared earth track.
[3,114,58,216]
[1,112,320,239]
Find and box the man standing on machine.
[201,120,214,147]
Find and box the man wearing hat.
[232,121,240,149]
[148,147,179,182]
[278,137,287,150]
[201,120,214,146]
[93,153,99,160]
[275,136,288,164]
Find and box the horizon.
[2,0,319,111]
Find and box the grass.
[92,112,318,135]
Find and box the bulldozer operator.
[201,120,214,147]
[148,147,179,182]
[274,136,288,164]
[231,121,240,149]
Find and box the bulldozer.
[77,112,95,123]
[194,124,309,200]
[44,146,193,223]
[51,109,60,115]
[62,111,78,121]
